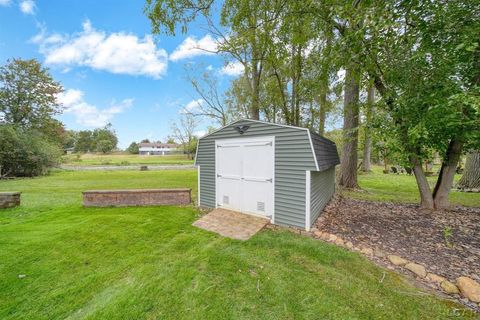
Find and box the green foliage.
[71,124,118,153]
[361,0,480,161]
[96,139,115,154]
[126,142,139,154]
[74,130,93,153]
[62,130,77,150]
[0,125,62,177]
[187,136,198,158]
[91,123,118,151]
[0,58,65,142]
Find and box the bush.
[0,125,62,177]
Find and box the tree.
[357,0,480,209]
[127,142,139,154]
[339,67,360,188]
[0,59,63,130]
[0,59,65,177]
[62,130,77,150]
[74,130,93,153]
[171,114,199,159]
[92,123,118,151]
[96,140,115,154]
[361,85,375,172]
[141,139,151,143]
[145,0,282,120]
[183,65,237,126]
[458,151,480,190]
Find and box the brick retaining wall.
[0,192,21,209]
[82,189,191,207]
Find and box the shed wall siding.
[196,120,317,228]
[310,166,335,223]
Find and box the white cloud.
[170,35,218,61]
[219,61,244,76]
[33,20,168,79]
[194,129,207,137]
[0,0,11,6]
[19,0,35,14]
[57,89,133,127]
[181,99,204,114]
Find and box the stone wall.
[0,192,21,209]
[82,189,191,207]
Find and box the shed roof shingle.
[309,131,340,171]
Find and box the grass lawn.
[62,153,194,166]
[345,165,480,207]
[0,170,476,319]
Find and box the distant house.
[138,143,179,155]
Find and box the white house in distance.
[138,143,179,155]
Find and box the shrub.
[0,125,62,177]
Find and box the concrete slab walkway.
[193,208,269,240]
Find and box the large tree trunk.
[318,31,332,136]
[318,95,326,135]
[339,66,360,188]
[457,34,480,190]
[458,151,480,190]
[251,60,260,120]
[317,71,329,135]
[249,17,261,121]
[432,139,464,209]
[410,154,435,209]
[362,85,374,172]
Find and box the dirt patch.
[315,197,480,282]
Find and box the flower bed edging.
[310,228,480,309]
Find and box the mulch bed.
[315,197,480,282]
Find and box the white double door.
[216,136,274,218]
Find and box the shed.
[195,119,340,230]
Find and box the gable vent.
[223,195,230,205]
[257,201,265,212]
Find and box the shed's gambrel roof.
[196,119,339,172]
[309,131,340,171]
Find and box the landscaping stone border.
[309,228,480,310]
[0,192,21,209]
[82,189,191,207]
[265,224,480,312]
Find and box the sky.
[0,0,241,148]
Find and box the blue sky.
[0,0,240,148]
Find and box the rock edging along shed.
[195,119,340,230]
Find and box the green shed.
[194,119,340,230]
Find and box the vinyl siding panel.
[196,120,317,228]
[310,167,335,224]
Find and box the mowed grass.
[62,153,194,166]
[344,165,480,207]
[0,170,476,319]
